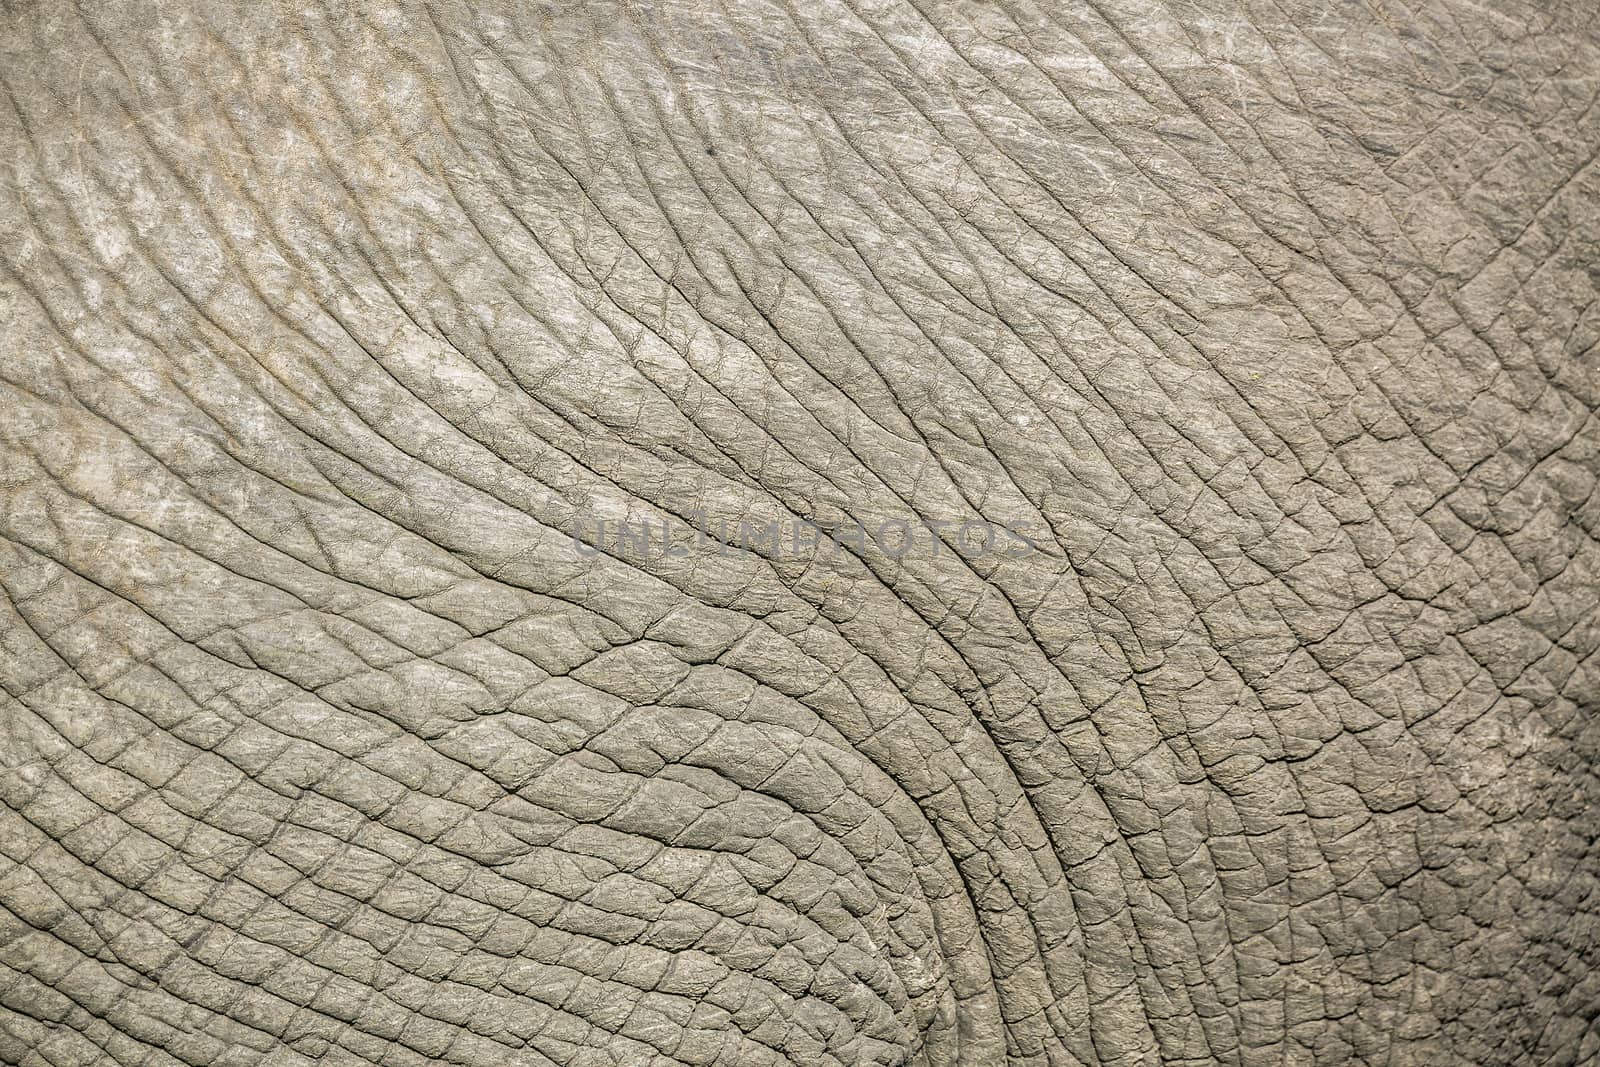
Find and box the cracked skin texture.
[0,1,1598,1065]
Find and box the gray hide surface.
[1,2,1598,1065]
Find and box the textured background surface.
[2,1,1598,1064]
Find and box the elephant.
[1,0,1597,1064]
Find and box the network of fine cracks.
[0,1,1597,1066]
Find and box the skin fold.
[1,1,1597,1064]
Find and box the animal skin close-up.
[1,2,1598,1065]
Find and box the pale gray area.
[1,2,1598,1065]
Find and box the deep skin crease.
[0,2,1597,1065]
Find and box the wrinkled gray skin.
[1,2,1598,1065]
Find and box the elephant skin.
[1,1,1598,1065]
